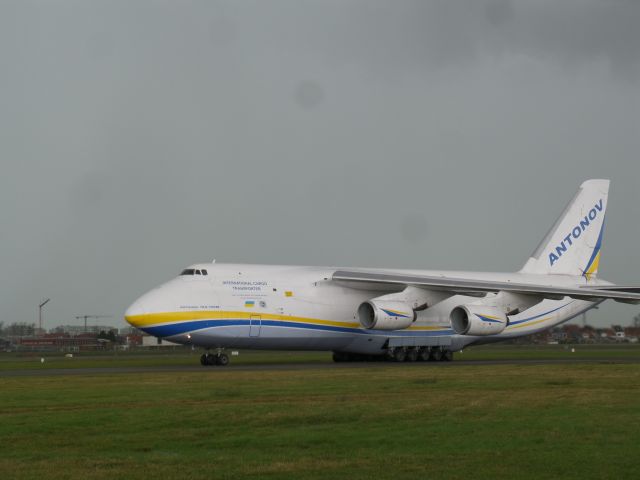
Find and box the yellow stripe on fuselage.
[125,310,449,332]
[126,311,362,329]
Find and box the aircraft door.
[249,315,261,337]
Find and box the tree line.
[0,322,36,337]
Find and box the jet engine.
[358,300,416,330]
[450,305,508,336]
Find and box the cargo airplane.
[125,179,640,365]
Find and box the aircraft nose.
[124,297,148,327]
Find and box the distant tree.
[5,322,35,336]
[97,330,117,342]
[0,322,4,335]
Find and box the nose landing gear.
[200,351,230,366]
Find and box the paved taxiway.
[2,357,640,377]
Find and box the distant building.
[17,333,102,351]
[124,334,143,346]
[52,325,87,335]
[120,326,141,336]
[52,325,118,335]
[1,337,12,351]
[141,335,181,348]
[625,327,640,337]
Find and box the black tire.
[394,348,406,362]
[441,350,453,362]
[406,348,418,362]
[332,352,348,363]
[429,349,443,362]
[216,353,229,366]
[200,354,207,366]
[205,354,216,366]
[418,349,430,361]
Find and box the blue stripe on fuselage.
[140,318,453,338]
[507,302,574,326]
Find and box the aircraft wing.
[332,270,640,304]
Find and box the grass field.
[1,347,640,479]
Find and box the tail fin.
[520,179,609,278]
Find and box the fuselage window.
[180,269,195,276]
[196,270,202,275]
[201,269,208,275]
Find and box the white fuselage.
[124,263,603,355]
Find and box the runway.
[2,356,640,377]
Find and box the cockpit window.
[180,268,209,276]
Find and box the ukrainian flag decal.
[244,300,255,308]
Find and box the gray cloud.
[313,0,640,78]
[1,0,639,329]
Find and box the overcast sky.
[1,0,639,329]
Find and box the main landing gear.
[200,352,229,366]
[332,347,453,363]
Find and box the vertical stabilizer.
[520,179,609,278]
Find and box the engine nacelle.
[450,305,508,336]
[358,300,416,330]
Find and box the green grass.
[0,350,331,370]
[1,360,640,479]
[459,343,640,360]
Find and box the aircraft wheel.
[406,348,418,362]
[429,349,443,362]
[200,354,207,366]
[393,348,406,362]
[205,354,216,366]
[418,348,430,361]
[332,352,347,363]
[441,350,453,362]
[216,353,229,366]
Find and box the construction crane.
[75,315,112,333]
